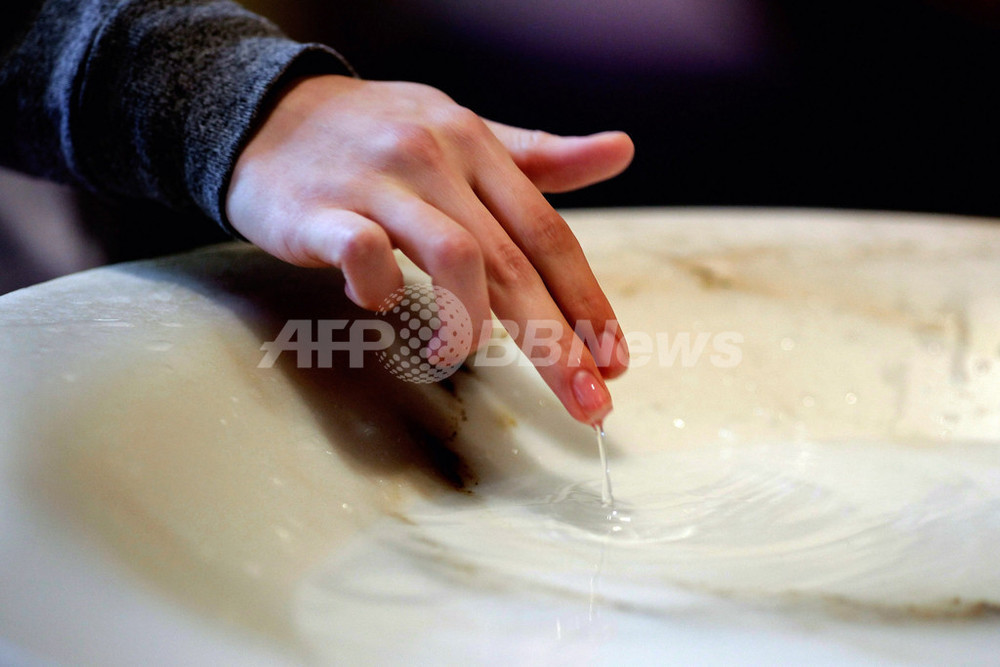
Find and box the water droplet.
[844,392,858,405]
[780,337,795,351]
[801,394,816,408]
[673,418,686,429]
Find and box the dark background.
[248,0,1000,217]
[3,0,999,293]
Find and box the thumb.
[484,120,635,193]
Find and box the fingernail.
[572,369,613,424]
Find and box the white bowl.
[2,209,999,665]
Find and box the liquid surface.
[296,439,1000,663]
[5,210,1000,664]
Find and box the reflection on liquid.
[297,439,1000,663]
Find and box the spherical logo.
[375,284,473,383]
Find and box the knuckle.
[380,123,442,166]
[451,112,493,154]
[315,173,365,200]
[439,106,484,138]
[522,208,576,255]
[564,289,605,318]
[396,80,453,104]
[340,225,388,269]
[274,214,316,266]
[488,241,536,289]
[351,286,388,312]
[427,231,481,272]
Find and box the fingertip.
[344,281,360,306]
[344,265,404,311]
[521,129,635,193]
[594,329,630,379]
[614,131,636,164]
[571,368,614,426]
[589,130,635,171]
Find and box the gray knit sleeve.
[0,0,354,230]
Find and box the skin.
[226,75,634,425]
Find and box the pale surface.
[1,208,999,664]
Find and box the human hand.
[225,75,633,425]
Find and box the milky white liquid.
[296,439,1000,663]
[595,425,613,508]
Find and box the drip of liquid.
[595,425,614,507]
[296,439,1000,666]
